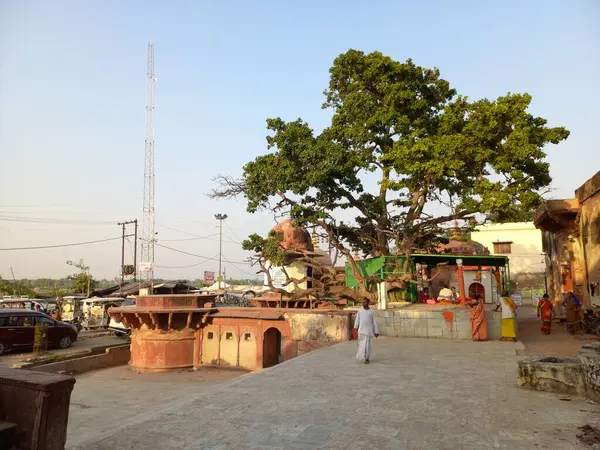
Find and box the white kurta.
[354,307,379,361]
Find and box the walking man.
[354,298,379,364]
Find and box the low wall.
[517,356,586,396]
[27,345,130,374]
[0,368,75,450]
[375,308,502,340]
[283,310,355,358]
[515,343,600,401]
[284,310,354,342]
[580,342,600,401]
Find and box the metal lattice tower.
[141,42,156,287]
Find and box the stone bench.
[0,368,75,450]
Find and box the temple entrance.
[263,327,281,368]
[469,282,485,301]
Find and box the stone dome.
[271,220,314,253]
[437,239,489,256]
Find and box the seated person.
[437,283,453,301]
[418,288,430,304]
[450,287,458,303]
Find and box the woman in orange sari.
[467,294,488,341]
[537,293,554,335]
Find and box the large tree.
[212,50,568,300]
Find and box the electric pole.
[133,219,138,281]
[118,220,138,293]
[215,214,228,289]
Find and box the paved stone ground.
[518,307,600,357]
[67,337,599,450]
[66,365,243,448]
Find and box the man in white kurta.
[354,299,379,363]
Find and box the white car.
[107,298,135,337]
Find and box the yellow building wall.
[201,327,219,365]
[238,330,257,370]
[264,262,309,293]
[471,222,544,274]
[219,329,238,366]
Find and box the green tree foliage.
[66,259,97,296]
[212,50,568,299]
[0,276,36,297]
[487,205,535,223]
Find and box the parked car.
[107,298,135,337]
[0,309,79,355]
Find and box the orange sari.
[540,299,553,334]
[469,300,488,341]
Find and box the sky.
[0,0,599,282]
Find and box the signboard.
[140,262,154,272]
[266,266,287,289]
[511,294,523,307]
[203,271,215,284]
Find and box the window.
[0,317,8,326]
[244,333,252,341]
[207,332,214,340]
[35,316,55,326]
[8,316,34,327]
[493,242,512,254]
[226,332,233,340]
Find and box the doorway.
[469,282,486,301]
[263,327,281,368]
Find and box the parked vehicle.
[80,297,125,330]
[0,299,50,311]
[0,309,78,355]
[107,298,135,337]
[60,295,86,324]
[583,306,600,336]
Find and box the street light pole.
[214,214,228,289]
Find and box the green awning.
[410,253,509,267]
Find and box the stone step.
[0,420,17,449]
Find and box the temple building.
[534,169,600,307]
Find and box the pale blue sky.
[0,0,598,280]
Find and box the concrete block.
[414,319,428,329]
[427,327,443,338]
[442,329,456,339]
[518,357,585,397]
[456,327,471,340]
[453,310,470,322]
[416,327,429,338]
[393,316,405,325]
[402,327,415,337]
[428,318,443,329]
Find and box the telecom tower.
[141,42,156,288]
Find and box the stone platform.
[375,305,502,340]
[67,337,599,449]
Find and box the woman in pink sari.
[467,294,488,341]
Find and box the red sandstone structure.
[0,368,75,450]
[535,169,600,307]
[109,294,355,372]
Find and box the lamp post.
[214,214,228,289]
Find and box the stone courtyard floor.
[66,337,600,450]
